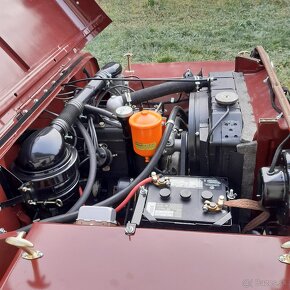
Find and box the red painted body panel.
[125,61,234,90]
[0,231,18,280]
[0,0,110,140]
[1,223,290,290]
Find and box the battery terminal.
[203,195,225,212]
[151,172,170,188]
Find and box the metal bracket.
[125,223,136,236]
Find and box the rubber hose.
[102,118,122,128]
[67,119,97,212]
[268,133,290,174]
[95,106,185,207]
[17,106,186,232]
[129,81,196,105]
[84,104,118,120]
[52,62,122,134]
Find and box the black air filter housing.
[12,127,79,217]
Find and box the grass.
[86,0,290,87]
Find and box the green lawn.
[86,0,290,87]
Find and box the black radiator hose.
[18,106,187,231]
[52,62,122,134]
[128,80,199,105]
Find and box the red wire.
[115,177,153,213]
[79,186,83,196]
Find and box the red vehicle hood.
[1,223,289,290]
[0,0,110,137]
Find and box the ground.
[86,0,290,87]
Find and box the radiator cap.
[215,91,238,105]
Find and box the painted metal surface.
[0,0,110,142]
[1,223,290,290]
[0,231,18,280]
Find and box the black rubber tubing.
[52,62,122,134]
[67,119,97,213]
[17,106,186,232]
[268,133,290,174]
[129,81,197,105]
[84,104,118,120]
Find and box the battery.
[131,176,232,231]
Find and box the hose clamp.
[165,120,175,126]
[97,71,111,80]
[124,91,132,104]
[68,99,84,111]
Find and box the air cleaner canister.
[129,110,162,161]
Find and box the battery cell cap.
[180,189,191,200]
[159,188,171,200]
[201,190,213,201]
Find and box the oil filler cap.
[160,188,171,200]
[180,189,191,201]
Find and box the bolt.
[99,122,105,127]
[0,228,6,234]
[124,53,133,72]
[139,186,147,195]
[227,189,237,200]
[21,186,32,193]
[22,110,28,115]
[43,89,48,93]
[125,224,135,235]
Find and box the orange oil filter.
[129,110,162,162]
